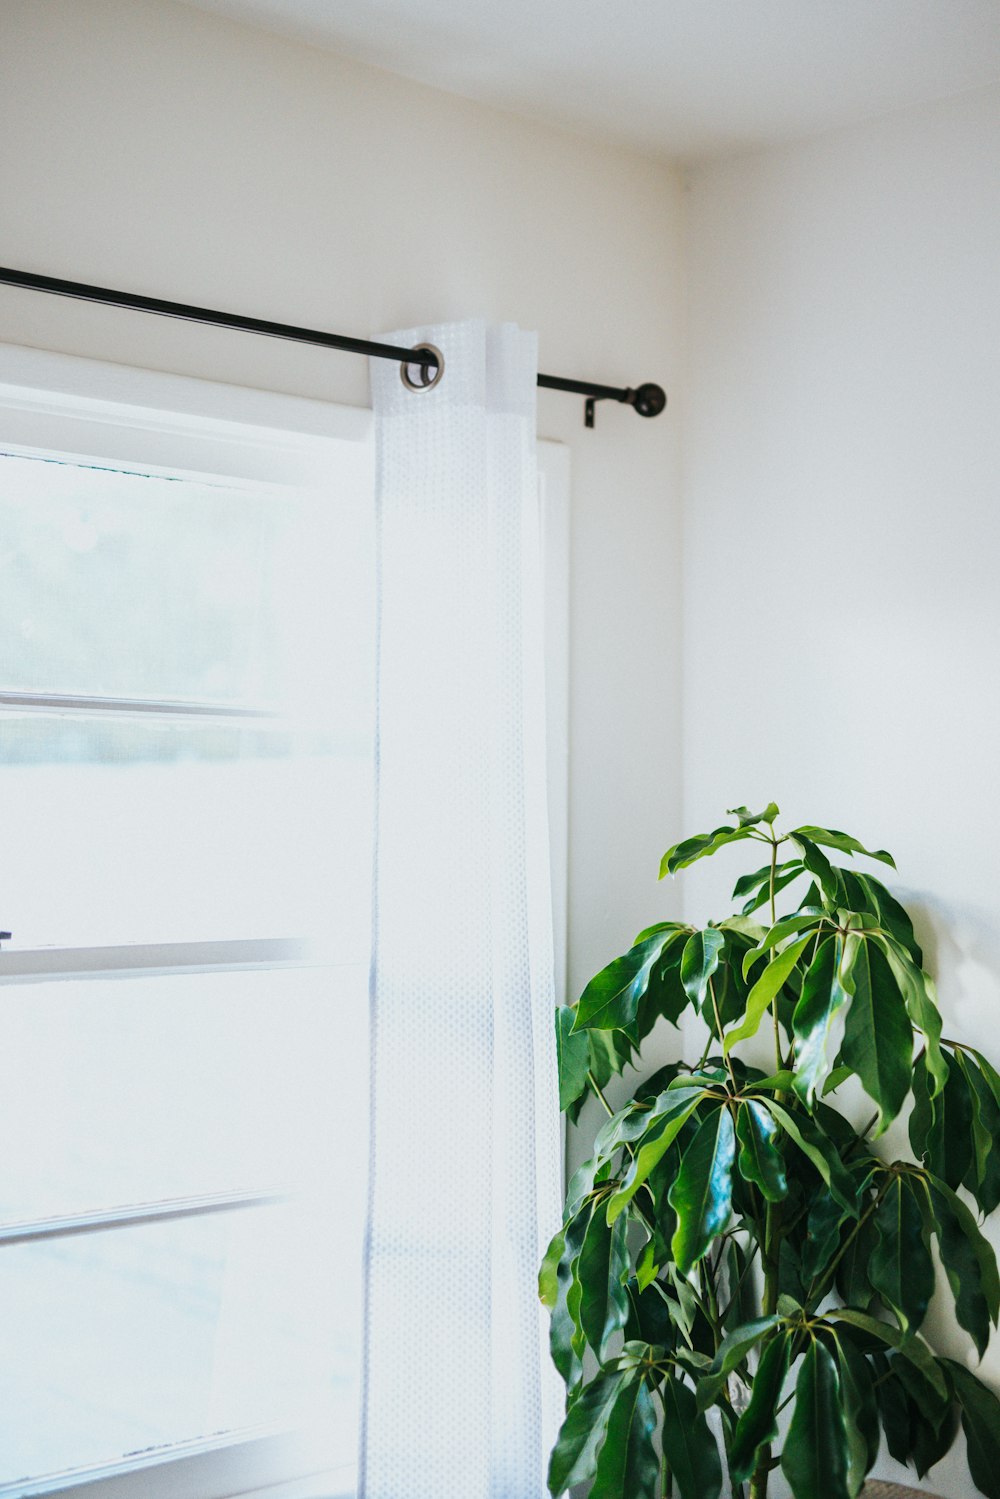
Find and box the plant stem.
[752,836,783,1499]
[709,976,740,1091]
[587,1070,615,1117]
[659,1390,673,1499]
[768,836,783,1075]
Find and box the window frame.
[0,343,569,1499]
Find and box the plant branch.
[804,1174,894,1308]
[708,976,740,1092]
[587,1070,615,1117]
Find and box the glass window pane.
[0,712,372,949]
[0,1199,359,1488]
[0,964,364,1223]
[0,451,373,715]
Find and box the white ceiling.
[182,0,1000,161]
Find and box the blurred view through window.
[0,420,374,1498]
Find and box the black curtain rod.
[0,266,666,430]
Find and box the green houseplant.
[542,804,1000,1499]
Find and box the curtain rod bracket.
[585,382,666,428]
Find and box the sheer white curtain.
[360,321,562,1499]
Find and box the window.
[0,344,569,1499]
[0,346,376,1499]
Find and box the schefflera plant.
[541,804,1000,1499]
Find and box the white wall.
[685,84,1000,1497]
[0,0,686,1000]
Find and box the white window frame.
[0,344,570,1499]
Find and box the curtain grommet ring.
[400,343,444,392]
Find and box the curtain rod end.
[629,383,667,418]
[585,382,667,428]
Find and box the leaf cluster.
[543,804,1000,1499]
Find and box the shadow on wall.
[905,892,1000,1046]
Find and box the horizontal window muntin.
[0,1186,290,1247]
[0,938,338,980]
[0,689,282,723]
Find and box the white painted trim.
[538,440,570,1006]
[0,342,371,488]
[0,1431,344,1499]
[0,342,370,440]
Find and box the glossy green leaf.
[625,1280,677,1351]
[728,1329,790,1485]
[869,1175,934,1333]
[876,1358,916,1464]
[908,1050,934,1161]
[800,1193,847,1283]
[874,933,947,1094]
[592,1108,653,1169]
[549,1204,591,1388]
[927,1174,1000,1358]
[736,1100,788,1202]
[742,913,825,979]
[729,802,780,828]
[680,927,725,1009]
[910,1394,960,1480]
[563,1152,615,1220]
[575,929,686,1034]
[606,1088,705,1222]
[840,937,912,1132]
[723,1236,756,1330]
[958,1052,1000,1213]
[969,1046,1000,1115]
[660,1377,723,1499]
[946,1361,1000,1499]
[837,1338,879,1496]
[733,859,801,901]
[790,824,895,867]
[696,1315,781,1410]
[547,1366,632,1495]
[927,1056,975,1189]
[831,1309,948,1400]
[633,919,687,944]
[718,913,768,942]
[579,1202,629,1357]
[791,933,852,1105]
[781,1339,850,1499]
[890,1348,952,1432]
[723,933,815,1056]
[741,863,807,915]
[750,1069,795,1092]
[635,1238,658,1291]
[539,1227,563,1310]
[839,870,922,963]
[822,1063,853,1096]
[637,942,692,1038]
[669,1106,737,1274]
[763,1099,857,1215]
[591,1022,633,1075]
[787,833,839,901]
[555,1005,591,1112]
[660,823,755,878]
[589,1374,660,1499]
[956,1051,1000,1209]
